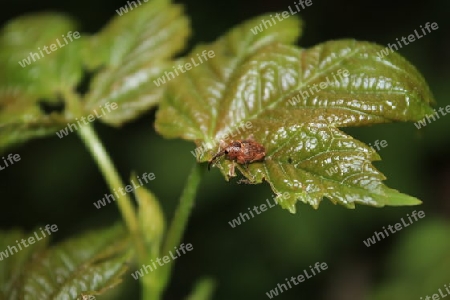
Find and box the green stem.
[77,123,146,263]
[142,278,162,300]
[63,89,146,263]
[63,89,204,300]
[159,163,204,292]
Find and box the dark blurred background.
[0,0,449,299]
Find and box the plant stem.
[159,162,204,292]
[63,89,146,263]
[142,278,163,300]
[77,123,146,263]
[63,89,204,300]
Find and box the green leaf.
[0,13,83,99]
[369,218,450,300]
[0,92,68,153]
[155,17,434,212]
[0,13,83,152]
[133,180,166,300]
[83,0,191,126]
[133,173,165,258]
[186,278,216,300]
[1,224,132,299]
[0,229,49,299]
[155,13,302,140]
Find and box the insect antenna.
[208,150,226,170]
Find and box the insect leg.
[228,161,236,177]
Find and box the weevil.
[208,138,266,177]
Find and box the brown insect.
[208,137,266,177]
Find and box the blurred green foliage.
[0,0,449,299]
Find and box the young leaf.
[2,224,132,299]
[0,13,83,152]
[155,17,435,212]
[83,0,191,126]
[0,229,49,299]
[133,174,165,259]
[133,180,166,300]
[0,92,69,153]
[155,14,302,140]
[0,13,83,99]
